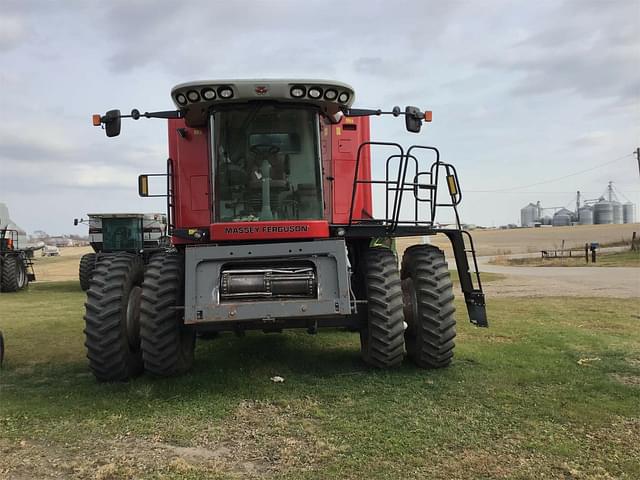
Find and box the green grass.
[494,249,640,267]
[1,282,639,479]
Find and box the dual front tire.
[83,251,195,382]
[359,244,456,369]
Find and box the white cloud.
[0,15,27,51]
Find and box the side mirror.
[73,218,79,226]
[405,106,422,133]
[138,173,168,197]
[104,109,122,137]
[138,175,149,197]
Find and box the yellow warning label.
[336,127,342,136]
[345,117,354,124]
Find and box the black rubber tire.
[401,244,456,368]
[140,251,195,377]
[359,247,406,368]
[1,255,27,292]
[83,253,144,381]
[79,253,97,291]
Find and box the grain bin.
[520,203,539,227]
[578,206,593,225]
[623,203,635,224]
[612,201,623,224]
[593,199,613,224]
[552,208,572,226]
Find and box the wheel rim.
[16,263,26,288]
[126,286,142,350]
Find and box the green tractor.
[74,213,168,291]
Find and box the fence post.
[585,243,589,264]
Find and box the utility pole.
[635,147,640,177]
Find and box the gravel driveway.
[478,256,640,298]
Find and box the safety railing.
[347,142,465,232]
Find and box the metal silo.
[542,216,552,225]
[578,206,593,225]
[520,203,539,227]
[594,199,613,224]
[612,201,623,224]
[623,203,635,224]
[552,208,572,226]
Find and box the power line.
[463,190,640,195]
[464,153,634,193]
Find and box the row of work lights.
[175,85,235,106]
[289,85,350,104]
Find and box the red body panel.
[211,220,329,241]
[167,114,372,242]
[168,119,211,230]
[330,117,372,224]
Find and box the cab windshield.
[213,105,323,222]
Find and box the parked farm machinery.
[87,79,487,381]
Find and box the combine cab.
[74,213,167,290]
[88,79,487,381]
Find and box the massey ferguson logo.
[224,224,310,235]
[255,85,269,95]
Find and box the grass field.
[1,282,639,479]
[492,249,640,268]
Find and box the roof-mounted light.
[324,89,338,100]
[290,86,306,98]
[218,86,234,99]
[338,92,350,103]
[176,93,187,106]
[187,90,200,102]
[201,88,216,100]
[308,87,322,99]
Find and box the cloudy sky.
[1,0,638,234]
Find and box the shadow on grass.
[24,280,82,294]
[3,328,454,411]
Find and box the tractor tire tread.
[402,244,456,368]
[140,251,195,377]
[0,255,26,292]
[360,248,405,368]
[83,253,144,381]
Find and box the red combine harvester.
[88,79,487,381]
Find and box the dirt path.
[478,256,640,298]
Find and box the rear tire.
[79,253,97,291]
[359,247,405,368]
[1,255,27,292]
[401,245,456,368]
[83,253,144,381]
[140,251,195,377]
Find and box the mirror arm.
[126,109,183,120]
[343,106,425,119]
